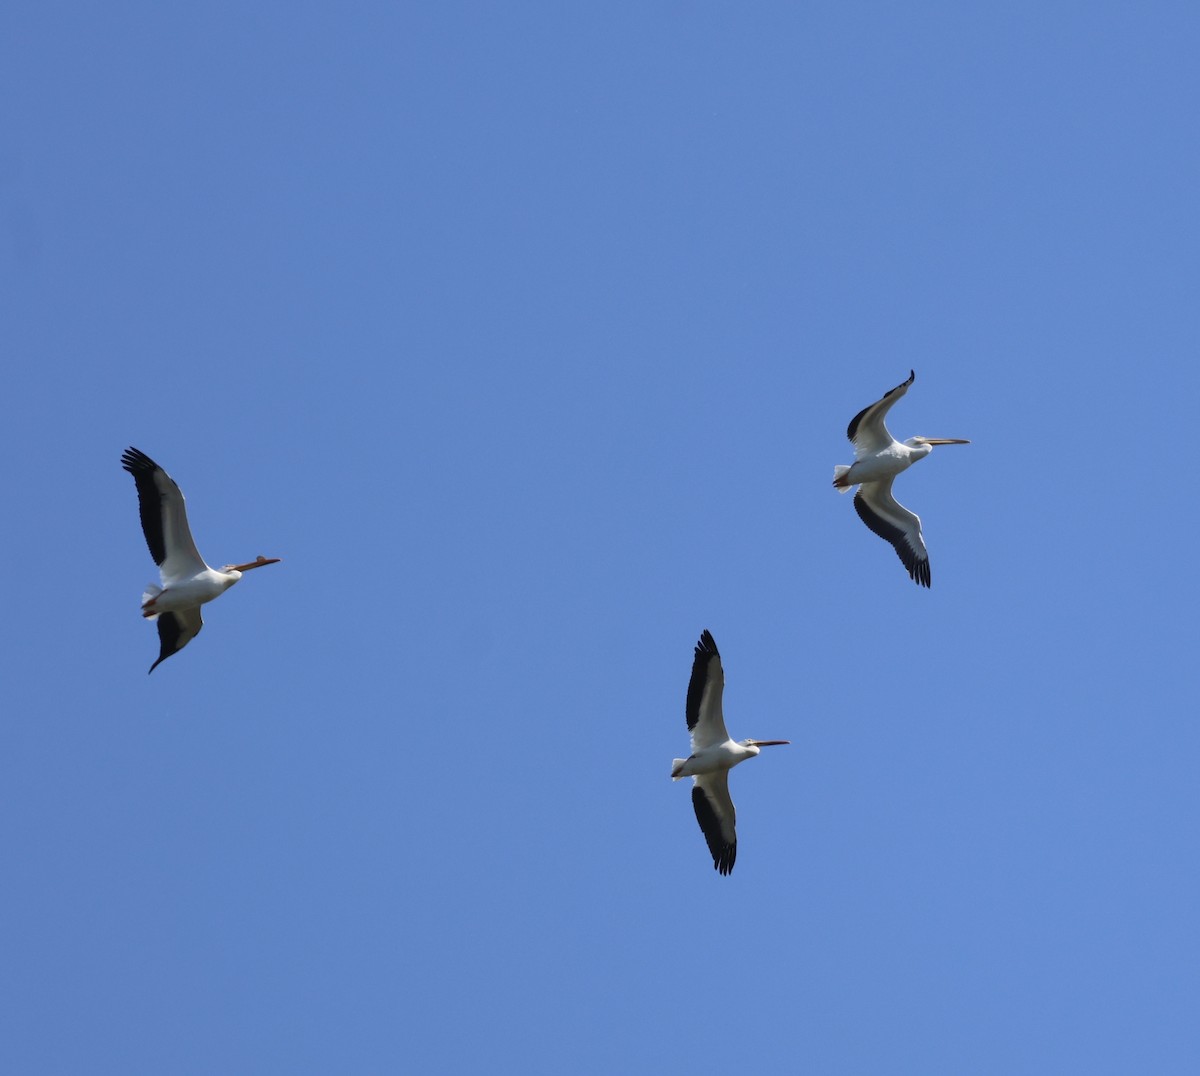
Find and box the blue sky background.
[3,3,1199,1073]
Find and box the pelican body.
[671,738,774,781]
[672,630,788,876]
[832,370,969,587]
[121,447,281,672]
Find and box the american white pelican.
[121,447,281,672]
[672,630,789,876]
[832,371,969,588]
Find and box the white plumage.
[832,371,970,587]
[121,447,281,672]
[672,630,788,875]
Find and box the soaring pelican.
[121,447,281,672]
[672,630,789,876]
[832,371,969,587]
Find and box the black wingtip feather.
[121,446,158,475]
[149,613,183,673]
[692,786,736,876]
[853,490,931,588]
[147,611,202,673]
[121,447,170,566]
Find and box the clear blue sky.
[3,3,1199,1073]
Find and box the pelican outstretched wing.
[686,630,729,750]
[121,448,207,583]
[691,773,737,876]
[854,477,930,587]
[847,370,914,457]
[147,607,204,674]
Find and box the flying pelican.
[832,370,969,587]
[672,630,789,876]
[121,447,281,672]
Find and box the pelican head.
[907,436,971,447]
[222,555,282,576]
[740,739,791,756]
